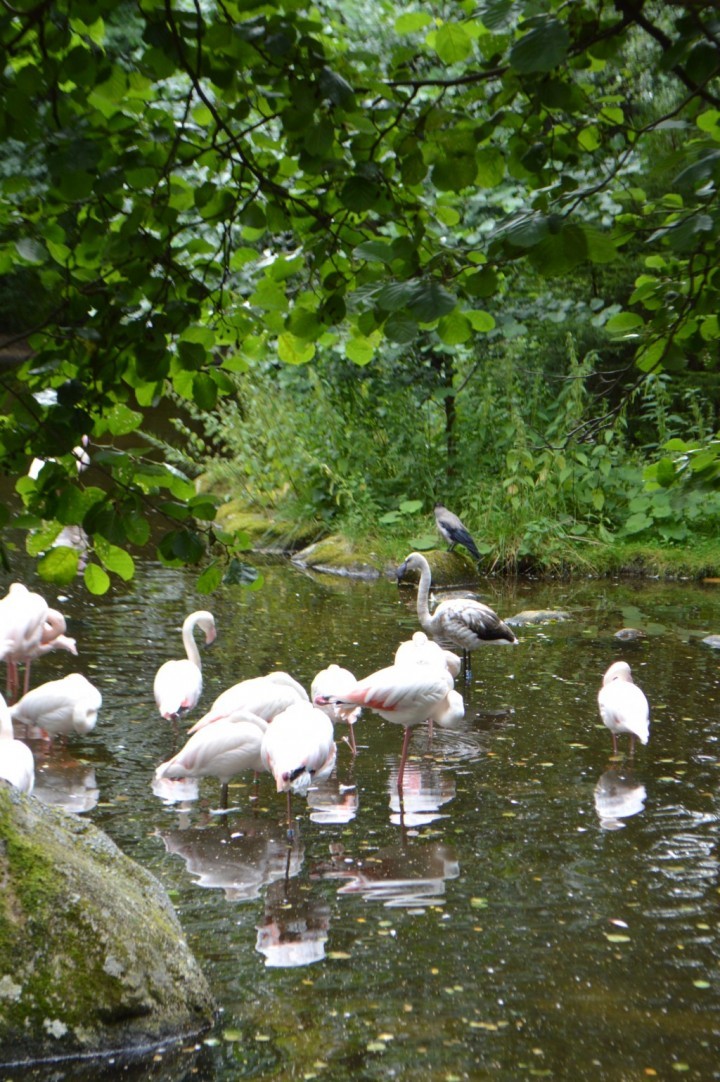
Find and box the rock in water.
[0,786,214,1066]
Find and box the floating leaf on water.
[223,1029,243,1042]
[671,1065,690,1073]
[471,897,489,909]
[693,980,710,988]
[605,933,631,943]
[366,1040,386,1053]
[255,1033,271,1042]
[328,951,352,959]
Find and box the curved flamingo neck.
[415,561,434,632]
[181,617,203,669]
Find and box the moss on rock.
[291,535,389,579]
[214,500,321,552]
[0,787,214,1066]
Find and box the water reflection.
[594,766,647,830]
[307,774,359,824]
[32,749,99,814]
[255,877,331,967]
[387,759,456,828]
[324,839,460,909]
[158,817,303,901]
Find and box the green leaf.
[197,562,223,594]
[104,403,143,436]
[432,155,477,192]
[510,18,570,74]
[438,311,472,345]
[340,176,382,212]
[84,562,111,595]
[407,281,456,321]
[395,12,432,33]
[95,537,135,581]
[193,372,218,410]
[606,312,645,334]
[346,332,381,365]
[475,148,505,188]
[278,333,315,365]
[434,24,473,64]
[37,546,80,585]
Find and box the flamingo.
[393,634,463,740]
[314,661,454,792]
[434,502,482,563]
[597,661,650,756]
[188,671,308,734]
[311,664,361,755]
[0,582,50,701]
[260,702,337,824]
[394,631,461,679]
[11,672,102,741]
[0,691,34,793]
[154,710,269,810]
[153,610,216,725]
[397,552,517,681]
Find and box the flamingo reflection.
[307,774,359,824]
[158,817,303,901]
[32,749,99,814]
[594,767,647,831]
[387,759,456,828]
[255,877,331,968]
[333,840,460,909]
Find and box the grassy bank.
[214,499,720,581]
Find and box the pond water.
[7,557,720,1082]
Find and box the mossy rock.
[292,535,388,579]
[214,500,320,553]
[0,786,214,1066]
[396,549,479,587]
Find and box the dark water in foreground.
[6,559,720,1081]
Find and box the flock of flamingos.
[0,538,650,824]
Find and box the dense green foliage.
[0,1,718,588]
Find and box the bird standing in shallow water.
[597,661,650,757]
[153,610,216,728]
[11,672,102,742]
[311,664,361,755]
[154,710,268,810]
[397,552,518,681]
[314,661,455,792]
[434,503,482,563]
[261,702,337,826]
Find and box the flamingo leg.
[220,781,229,810]
[397,726,413,792]
[347,722,358,756]
[611,732,619,757]
[427,718,434,748]
[463,650,471,683]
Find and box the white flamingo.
[153,610,216,725]
[0,692,34,793]
[188,671,308,734]
[397,552,517,680]
[311,664,361,755]
[597,661,650,756]
[314,661,454,792]
[10,672,102,741]
[0,582,49,700]
[394,631,461,679]
[261,702,336,824]
[154,710,268,810]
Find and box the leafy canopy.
[0,0,718,590]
